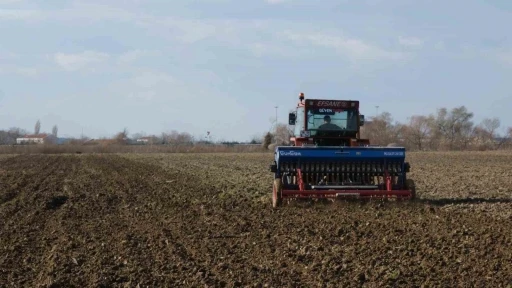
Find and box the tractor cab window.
[293,107,305,136]
[306,108,358,135]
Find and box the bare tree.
[360,112,400,146]
[480,118,500,142]
[9,127,28,137]
[273,123,292,146]
[0,131,12,145]
[469,118,500,150]
[35,120,41,135]
[459,124,476,150]
[402,115,434,150]
[262,132,272,149]
[175,132,194,144]
[502,127,512,149]
[471,126,488,150]
[162,130,194,145]
[114,128,129,144]
[436,106,474,150]
[52,125,58,137]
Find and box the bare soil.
[1,152,511,287]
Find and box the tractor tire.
[272,178,282,208]
[406,179,416,200]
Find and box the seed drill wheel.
[272,178,282,208]
[406,179,416,200]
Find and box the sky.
[0,0,511,142]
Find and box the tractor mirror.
[359,115,365,126]
[288,113,296,125]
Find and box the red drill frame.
[280,169,412,200]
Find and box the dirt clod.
[45,195,68,210]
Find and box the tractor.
[269,93,415,207]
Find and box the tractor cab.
[288,93,368,147]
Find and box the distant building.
[16,133,57,144]
[136,137,150,143]
[136,136,157,145]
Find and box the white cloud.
[2,4,389,63]
[282,31,406,61]
[0,5,256,47]
[53,51,110,71]
[3,3,408,66]
[398,36,424,47]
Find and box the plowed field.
[1,152,511,287]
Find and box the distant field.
[0,152,511,287]
[0,144,266,154]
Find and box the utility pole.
[375,105,379,117]
[274,106,278,130]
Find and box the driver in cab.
[318,115,342,130]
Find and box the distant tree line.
[0,124,263,146]
[360,106,511,151]
[2,107,510,151]
[261,106,511,151]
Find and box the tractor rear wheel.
[272,178,282,208]
[406,179,416,200]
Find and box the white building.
[16,134,56,144]
[136,136,157,144]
